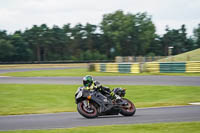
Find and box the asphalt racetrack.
[0,67,200,86]
[0,76,200,86]
[0,105,200,131]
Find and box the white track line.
[189,102,200,105]
[136,105,199,110]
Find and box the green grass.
[1,68,200,77]
[1,122,200,133]
[157,48,200,62]
[0,84,200,115]
[0,84,78,115]
[0,68,142,77]
[0,63,87,69]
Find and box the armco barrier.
[145,62,160,73]
[131,63,140,73]
[100,64,106,72]
[118,64,131,73]
[160,62,186,73]
[145,62,186,73]
[94,63,100,72]
[186,62,200,72]
[145,61,200,73]
[94,61,200,73]
[106,63,118,72]
[94,63,140,73]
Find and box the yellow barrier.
[145,62,160,73]
[106,63,119,72]
[131,63,140,73]
[94,64,100,72]
[186,61,200,72]
[94,61,200,73]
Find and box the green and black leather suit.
[85,81,115,98]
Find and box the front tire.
[120,98,136,116]
[77,100,98,118]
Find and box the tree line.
[0,10,200,62]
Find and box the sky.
[0,0,200,36]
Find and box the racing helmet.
[83,75,93,87]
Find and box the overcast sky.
[0,0,200,36]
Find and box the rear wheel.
[120,98,136,116]
[77,100,98,118]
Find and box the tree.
[193,24,200,48]
[46,25,69,60]
[100,10,156,58]
[0,30,9,40]
[0,10,198,62]
[10,31,33,61]
[23,24,50,61]
[83,23,97,51]
[0,39,15,61]
[161,25,194,55]
[146,35,163,56]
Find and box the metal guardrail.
[145,61,200,73]
[94,63,140,73]
[93,61,200,73]
[186,62,200,73]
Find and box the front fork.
[83,99,90,108]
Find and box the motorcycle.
[75,87,136,118]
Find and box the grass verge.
[1,68,200,77]
[0,84,200,115]
[157,48,200,62]
[0,64,87,69]
[1,121,200,133]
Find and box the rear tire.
[120,98,136,116]
[77,100,98,118]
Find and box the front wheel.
[77,100,98,118]
[120,98,136,116]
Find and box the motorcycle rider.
[82,75,121,100]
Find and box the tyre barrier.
[186,62,200,73]
[94,61,200,73]
[94,63,140,73]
